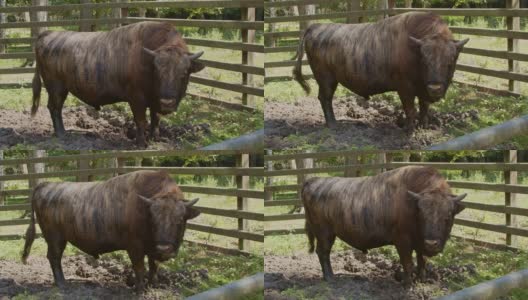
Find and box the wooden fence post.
[385,152,393,170]
[117,155,126,176]
[30,0,47,38]
[121,0,129,25]
[376,152,387,174]
[0,0,6,54]
[0,150,4,206]
[344,152,360,177]
[80,0,92,31]
[298,4,315,31]
[506,0,520,93]
[378,0,388,20]
[236,153,249,250]
[28,150,45,199]
[241,6,255,107]
[134,156,142,167]
[295,150,313,199]
[346,0,361,24]
[504,150,518,247]
[264,150,273,202]
[112,0,122,28]
[267,3,276,47]
[405,0,412,8]
[77,150,91,182]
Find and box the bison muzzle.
[21,170,201,292]
[302,166,466,286]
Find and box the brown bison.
[21,170,200,292]
[31,21,205,147]
[293,12,469,130]
[302,166,466,285]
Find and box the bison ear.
[142,47,157,57]
[408,36,424,48]
[454,38,469,51]
[190,61,205,73]
[138,194,154,206]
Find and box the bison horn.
[407,191,422,200]
[188,51,204,60]
[184,198,199,207]
[452,193,467,203]
[454,38,470,50]
[409,36,424,47]
[142,47,157,57]
[138,194,154,205]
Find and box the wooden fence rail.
[264,150,528,249]
[265,6,528,94]
[0,1,264,109]
[0,150,264,252]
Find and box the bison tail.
[21,204,36,264]
[292,33,311,94]
[31,62,41,117]
[306,220,315,253]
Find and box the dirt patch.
[0,254,208,299]
[265,96,481,150]
[0,105,210,150]
[265,249,476,300]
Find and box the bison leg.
[395,243,414,287]
[418,99,430,128]
[46,237,67,287]
[147,255,159,286]
[130,103,148,148]
[315,230,336,281]
[46,83,68,136]
[416,250,427,281]
[398,92,417,133]
[315,74,338,128]
[150,112,160,141]
[128,250,146,292]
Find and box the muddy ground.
[265,96,485,150]
[0,105,210,150]
[265,249,477,300]
[0,254,207,299]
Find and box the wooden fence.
[264,150,528,250]
[0,0,264,110]
[0,150,264,254]
[264,0,528,95]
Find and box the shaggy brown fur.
[21,170,200,292]
[293,12,468,130]
[32,21,205,147]
[302,166,466,285]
